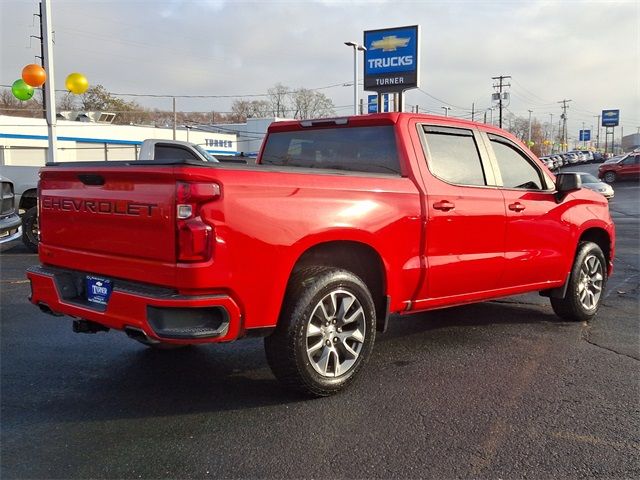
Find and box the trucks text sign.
[364,25,419,92]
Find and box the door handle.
[433,200,455,211]
[508,202,526,212]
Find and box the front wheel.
[551,242,607,322]
[265,267,376,397]
[603,171,616,183]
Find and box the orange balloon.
[22,64,47,87]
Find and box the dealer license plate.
[86,276,112,305]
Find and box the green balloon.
[12,79,34,101]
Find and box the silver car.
[0,176,22,244]
[577,172,614,200]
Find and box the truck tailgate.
[39,166,177,279]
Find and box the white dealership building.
[0,114,238,166]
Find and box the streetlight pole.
[441,106,451,117]
[527,109,533,145]
[344,41,367,116]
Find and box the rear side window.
[261,126,401,175]
[422,126,486,186]
[488,135,543,190]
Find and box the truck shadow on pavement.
[5,301,571,428]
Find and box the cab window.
[488,135,544,190]
[422,126,487,186]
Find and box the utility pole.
[558,99,572,151]
[441,106,451,117]
[492,75,511,128]
[471,102,475,122]
[41,0,57,163]
[30,2,46,118]
[527,109,533,144]
[595,115,601,149]
[582,121,586,148]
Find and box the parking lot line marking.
[0,280,30,284]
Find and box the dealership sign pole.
[363,25,420,113]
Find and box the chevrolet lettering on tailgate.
[41,197,158,216]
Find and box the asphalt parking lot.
[1,164,638,479]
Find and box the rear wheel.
[551,242,607,322]
[21,206,39,253]
[603,171,616,183]
[265,267,376,397]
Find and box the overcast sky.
[1,0,638,138]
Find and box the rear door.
[483,133,571,287]
[413,124,506,300]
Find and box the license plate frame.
[86,275,112,306]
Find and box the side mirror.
[555,173,582,202]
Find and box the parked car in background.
[563,153,580,165]
[539,156,554,171]
[552,155,564,169]
[598,152,640,183]
[576,172,614,200]
[0,176,22,244]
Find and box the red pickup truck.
[28,113,615,396]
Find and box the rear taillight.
[176,182,220,262]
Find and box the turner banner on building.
[364,25,420,92]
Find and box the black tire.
[551,241,607,322]
[603,171,616,184]
[264,267,377,397]
[21,206,39,253]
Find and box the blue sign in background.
[601,109,620,127]
[579,130,591,141]
[364,27,418,76]
[367,94,390,113]
[363,25,419,92]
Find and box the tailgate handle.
[78,174,105,186]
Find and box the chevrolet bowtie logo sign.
[370,35,411,52]
[603,111,616,117]
[364,25,420,92]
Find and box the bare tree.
[229,99,271,122]
[291,88,334,119]
[267,83,290,117]
[0,88,43,118]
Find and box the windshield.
[261,126,401,175]
[579,173,599,183]
[194,144,219,162]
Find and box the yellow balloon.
[65,72,89,94]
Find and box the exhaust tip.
[38,302,64,317]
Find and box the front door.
[485,133,573,288]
